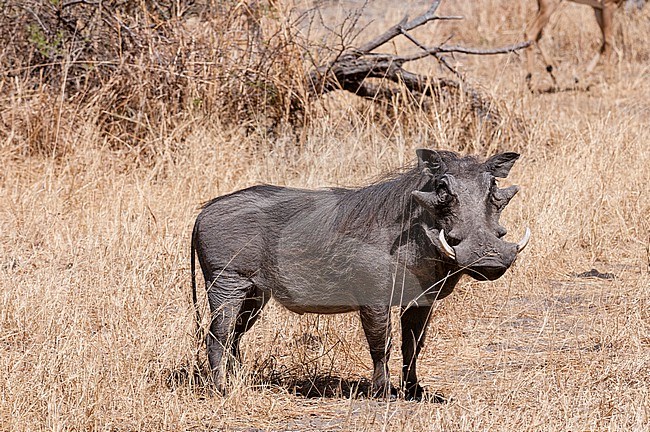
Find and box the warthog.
[191,149,530,400]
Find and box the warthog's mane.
[330,165,425,236]
[199,151,477,239]
[332,151,475,237]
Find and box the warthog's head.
[412,149,530,281]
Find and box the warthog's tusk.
[438,229,456,260]
[516,227,531,252]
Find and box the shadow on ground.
[161,363,375,399]
[162,363,451,405]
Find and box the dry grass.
[1,0,649,430]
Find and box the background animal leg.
[401,306,434,401]
[359,305,394,398]
[587,5,615,72]
[205,272,252,393]
[537,43,559,84]
[525,0,559,85]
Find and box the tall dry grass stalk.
[1,0,649,430]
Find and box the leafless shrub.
[0,0,309,157]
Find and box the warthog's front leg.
[401,305,437,401]
[359,305,396,399]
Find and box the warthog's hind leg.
[205,270,254,393]
[230,286,269,363]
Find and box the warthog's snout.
[438,227,531,280]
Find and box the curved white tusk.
[438,229,456,260]
[516,227,531,252]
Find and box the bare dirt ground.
[1,1,649,430]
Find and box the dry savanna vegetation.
[1,0,649,430]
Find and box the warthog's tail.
[190,220,203,351]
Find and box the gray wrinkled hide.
[191,149,523,399]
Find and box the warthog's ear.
[416,149,447,177]
[485,152,520,178]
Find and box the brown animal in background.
[525,0,625,84]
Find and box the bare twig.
[356,0,462,54]
[398,27,463,78]
[20,6,51,35]
[62,0,99,8]
[396,40,532,62]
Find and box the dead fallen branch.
[306,0,531,121]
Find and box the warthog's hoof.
[404,383,448,403]
[371,385,399,401]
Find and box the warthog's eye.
[435,178,455,206]
[437,184,449,203]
